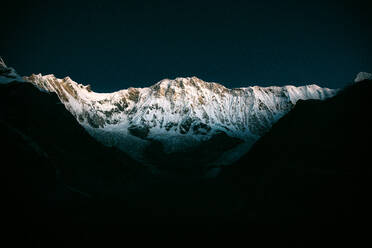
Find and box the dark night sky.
[1,0,371,92]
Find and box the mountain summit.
[0,57,7,68]
[0,57,25,84]
[24,73,337,170]
[354,72,372,83]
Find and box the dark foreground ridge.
[221,79,372,228]
[2,78,372,245]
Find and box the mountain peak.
[0,57,7,68]
[155,76,205,86]
[354,72,372,83]
[152,76,229,94]
[0,58,25,84]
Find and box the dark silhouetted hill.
[0,82,154,245]
[221,79,372,228]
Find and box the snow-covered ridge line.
[24,73,337,166]
[25,73,336,132]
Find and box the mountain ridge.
[24,72,336,168]
[0,58,339,170]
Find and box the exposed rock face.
[24,74,337,167]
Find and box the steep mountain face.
[25,73,337,169]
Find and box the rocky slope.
[24,72,337,169]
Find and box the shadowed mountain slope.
[1,82,147,197]
[221,79,372,224]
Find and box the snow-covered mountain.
[24,73,337,168]
[354,72,372,83]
